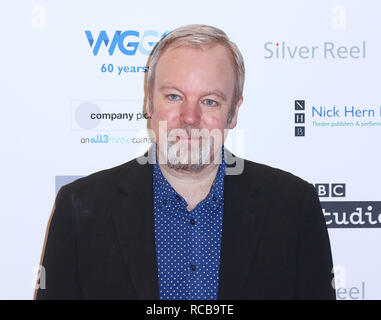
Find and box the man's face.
[148,43,243,170]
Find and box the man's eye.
[202,99,218,106]
[167,94,181,101]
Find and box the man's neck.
[156,146,223,210]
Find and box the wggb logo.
[85,30,170,56]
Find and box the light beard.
[156,126,224,172]
[166,137,213,171]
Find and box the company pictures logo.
[85,30,170,56]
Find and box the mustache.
[166,126,211,139]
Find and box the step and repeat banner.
[0,0,380,299]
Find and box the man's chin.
[156,140,220,169]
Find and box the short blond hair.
[147,24,245,122]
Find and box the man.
[35,24,335,300]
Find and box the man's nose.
[179,101,202,126]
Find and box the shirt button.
[190,264,196,271]
[175,195,181,200]
[212,195,217,202]
[190,218,196,225]
[162,199,168,205]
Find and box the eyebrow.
[159,85,228,101]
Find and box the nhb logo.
[85,30,170,56]
[294,100,305,137]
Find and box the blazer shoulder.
[237,158,320,221]
[240,156,313,194]
[59,155,144,196]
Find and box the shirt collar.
[153,143,226,208]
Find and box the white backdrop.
[0,0,380,299]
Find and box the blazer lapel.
[218,155,267,299]
[109,156,159,299]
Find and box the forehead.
[154,43,235,96]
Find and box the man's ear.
[228,96,243,129]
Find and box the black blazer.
[35,150,335,300]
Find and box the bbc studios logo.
[313,183,381,228]
[315,183,346,197]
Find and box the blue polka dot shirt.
[153,145,226,300]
